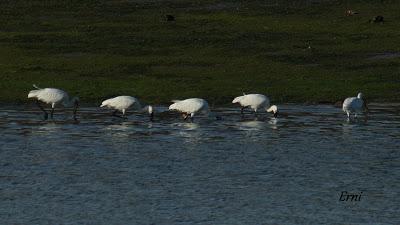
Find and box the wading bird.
[28,84,79,120]
[232,93,278,117]
[168,98,211,121]
[342,92,368,119]
[100,96,153,120]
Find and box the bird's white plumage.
[100,96,142,112]
[232,94,277,115]
[168,98,209,116]
[27,85,79,120]
[28,87,75,107]
[232,94,270,111]
[342,93,365,118]
[28,85,79,108]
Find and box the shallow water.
[0,104,399,224]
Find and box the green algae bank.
[0,0,399,104]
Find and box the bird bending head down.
[140,105,154,121]
[168,98,212,121]
[266,105,278,118]
[100,96,153,120]
[28,84,79,120]
[69,97,80,120]
[232,93,278,118]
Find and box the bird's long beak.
[73,100,79,120]
[149,112,154,121]
[363,101,369,113]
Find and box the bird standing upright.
[342,92,368,119]
[28,84,79,120]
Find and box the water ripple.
[0,104,399,224]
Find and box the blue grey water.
[0,104,399,224]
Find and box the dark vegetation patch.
[0,0,399,104]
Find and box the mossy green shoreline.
[1,0,399,105]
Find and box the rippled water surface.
[0,104,399,224]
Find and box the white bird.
[342,92,368,119]
[168,98,210,121]
[232,93,278,117]
[100,96,153,120]
[28,84,79,120]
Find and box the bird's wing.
[36,88,67,104]
[104,96,138,109]
[342,97,357,110]
[245,94,268,107]
[186,99,205,112]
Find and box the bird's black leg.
[183,113,189,121]
[73,101,79,121]
[149,112,154,122]
[190,115,194,122]
[36,100,48,120]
